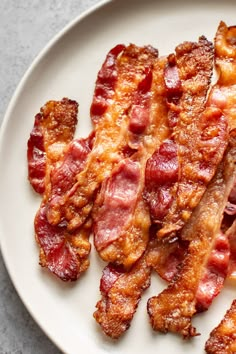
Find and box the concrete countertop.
[0,1,100,352]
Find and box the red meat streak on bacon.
[93,55,172,268]
[90,44,125,124]
[46,45,160,241]
[27,98,78,194]
[147,130,236,338]
[35,136,93,281]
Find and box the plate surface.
[1,0,236,353]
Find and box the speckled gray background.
[0,1,100,353]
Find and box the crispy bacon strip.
[46,45,159,233]
[27,98,78,194]
[35,136,93,281]
[93,234,166,339]
[93,56,172,268]
[94,257,151,339]
[147,133,236,337]
[205,300,236,354]
[226,220,236,279]
[145,36,229,240]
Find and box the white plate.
[1,0,236,353]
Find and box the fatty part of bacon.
[46,44,160,231]
[205,299,236,354]
[147,134,236,338]
[27,98,78,194]
[148,36,229,239]
[93,56,172,268]
[35,137,92,281]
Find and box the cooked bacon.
[27,98,78,194]
[46,45,160,233]
[90,44,125,124]
[205,300,236,354]
[147,236,188,282]
[35,137,92,281]
[144,139,178,221]
[154,36,230,239]
[94,257,151,339]
[226,220,236,279]
[195,231,230,312]
[93,55,172,268]
[147,131,236,337]
[93,158,146,268]
[145,36,230,239]
[93,235,167,339]
[210,22,236,131]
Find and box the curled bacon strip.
[35,137,93,281]
[94,258,151,339]
[205,300,236,354]
[147,132,236,338]
[27,98,78,194]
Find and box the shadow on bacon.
[27,20,236,352]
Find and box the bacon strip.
[35,136,93,281]
[93,234,165,339]
[46,45,159,233]
[93,55,172,268]
[147,132,236,338]
[205,300,236,354]
[27,98,78,194]
[145,36,229,240]
[94,258,151,339]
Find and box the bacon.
[90,44,125,124]
[93,158,142,264]
[27,98,78,194]
[205,300,236,354]
[46,45,160,233]
[93,236,164,339]
[147,236,188,282]
[195,231,230,312]
[35,137,92,281]
[226,220,236,279]
[94,258,151,339]
[157,37,230,239]
[147,132,236,338]
[145,36,230,240]
[144,139,178,221]
[93,54,172,268]
[209,23,236,131]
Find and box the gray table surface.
[0,1,100,353]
